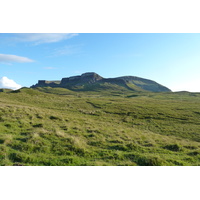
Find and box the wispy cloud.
[52,44,83,57]
[0,54,34,64]
[43,67,56,70]
[0,76,22,90]
[11,33,78,45]
[73,70,83,75]
[114,53,143,58]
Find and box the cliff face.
[31,72,171,92]
[61,72,103,86]
[31,80,61,88]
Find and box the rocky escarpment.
[34,80,61,88]
[61,72,103,86]
[31,72,171,92]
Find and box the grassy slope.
[0,88,200,166]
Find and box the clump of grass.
[49,116,61,120]
[164,144,183,152]
[3,134,13,145]
[55,129,66,138]
[32,124,44,128]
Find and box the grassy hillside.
[0,88,200,166]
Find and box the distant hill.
[31,72,171,92]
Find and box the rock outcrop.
[61,72,103,86]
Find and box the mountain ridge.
[31,72,171,92]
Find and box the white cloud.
[0,77,22,90]
[12,33,78,45]
[0,54,34,64]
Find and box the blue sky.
[0,33,200,91]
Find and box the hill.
[31,72,171,92]
[0,87,200,166]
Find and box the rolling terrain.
[0,85,200,166]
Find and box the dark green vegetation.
[0,87,200,166]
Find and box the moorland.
[0,83,200,166]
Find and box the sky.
[0,33,200,92]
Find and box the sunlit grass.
[0,87,200,165]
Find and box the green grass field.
[0,87,200,166]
